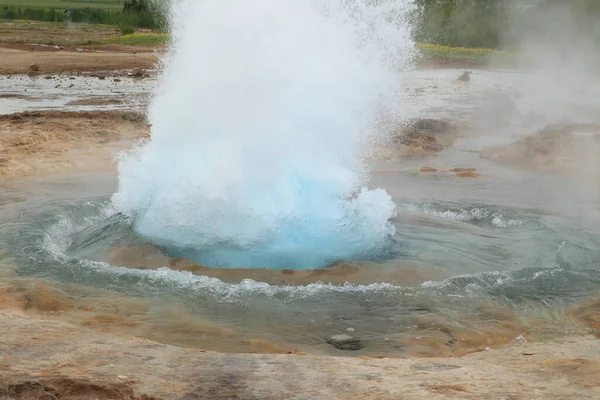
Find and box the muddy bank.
[1,311,599,399]
[0,46,158,75]
[0,110,149,176]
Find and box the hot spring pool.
[2,0,600,358]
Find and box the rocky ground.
[0,46,158,75]
[1,311,599,399]
[0,111,149,176]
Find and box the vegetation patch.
[415,42,515,65]
[0,0,165,30]
[78,32,169,46]
[0,0,123,10]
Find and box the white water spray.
[113,0,413,270]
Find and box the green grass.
[78,32,168,46]
[0,0,123,10]
[415,42,515,65]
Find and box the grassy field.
[0,20,119,45]
[0,0,123,10]
[0,18,516,61]
[415,42,515,65]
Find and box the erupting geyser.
[113,0,413,270]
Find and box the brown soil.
[0,378,150,400]
[0,46,158,75]
[1,311,599,399]
[0,110,149,176]
[66,97,125,106]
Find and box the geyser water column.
[113,0,413,270]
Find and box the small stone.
[327,334,362,351]
[457,71,471,82]
[29,63,40,72]
[450,167,476,173]
[455,170,480,178]
[346,327,354,332]
[131,68,144,78]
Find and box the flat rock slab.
[1,311,600,399]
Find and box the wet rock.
[440,327,458,346]
[29,63,39,72]
[0,378,145,400]
[131,68,144,78]
[390,118,467,156]
[398,131,443,154]
[450,167,476,173]
[327,334,362,351]
[480,123,600,172]
[457,71,471,82]
[455,170,480,178]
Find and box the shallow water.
[0,74,155,114]
[2,66,600,356]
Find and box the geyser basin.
[113,0,412,269]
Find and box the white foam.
[41,207,404,299]
[80,260,402,300]
[113,0,414,270]
[402,203,527,228]
[42,202,117,260]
